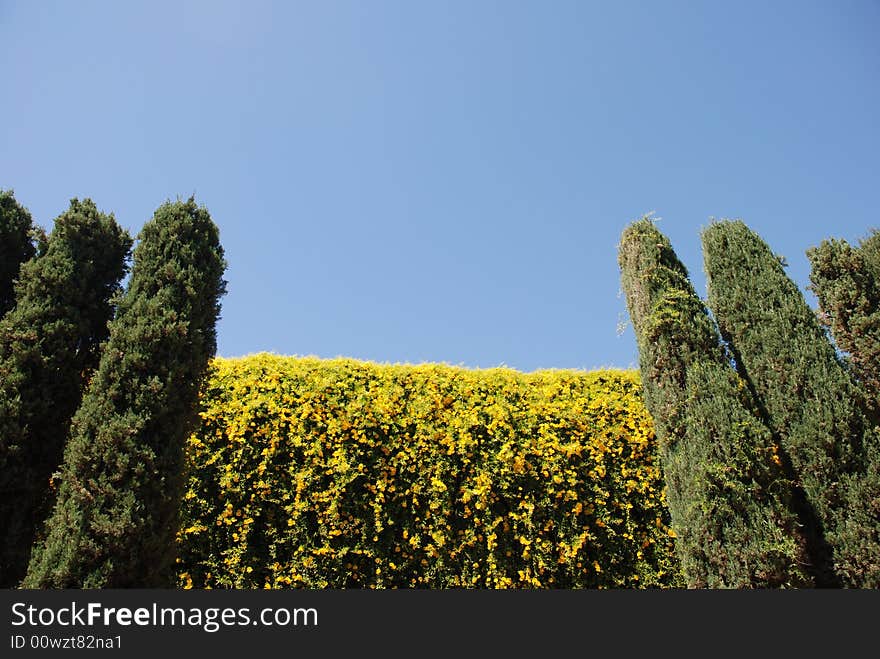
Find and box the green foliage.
[618,218,812,588]
[176,354,682,589]
[0,189,38,317]
[0,199,131,587]
[703,220,880,587]
[808,230,880,402]
[23,197,226,588]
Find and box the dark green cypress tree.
[703,220,880,587]
[0,199,131,587]
[807,230,880,401]
[23,197,227,588]
[0,189,39,317]
[619,218,812,587]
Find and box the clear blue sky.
[2,1,878,372]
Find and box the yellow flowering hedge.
[176,353,681,588]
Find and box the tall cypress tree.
[24,197,227,588]
[619,218,812,587]
[0,189,39,317]
[0,199,131,587]
[703,220,880,587]
[807,230,880,402]
[814,231,880,587]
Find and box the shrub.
[176,353,682,589]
